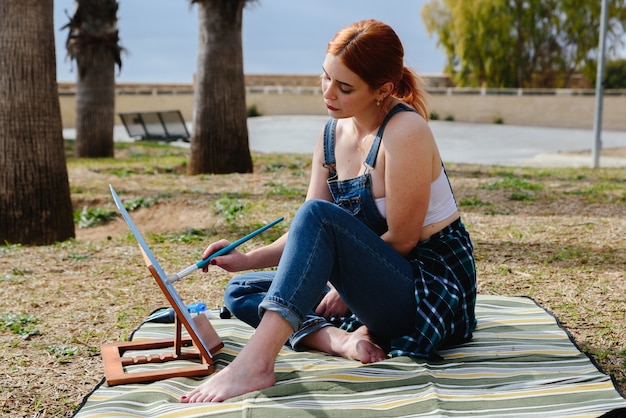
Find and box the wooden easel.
[101,252,224,386]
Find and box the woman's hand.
[315,286,350,319]
[201,239,249,273]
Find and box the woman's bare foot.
[346,325,387,363]
[181,310,293,403]
[350,326,387,364]
[180,354,275,403]
[303,325,387,363]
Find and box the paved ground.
[73,115,626,168]
[245,116,626,168]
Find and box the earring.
[376,98,381,107]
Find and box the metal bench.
[118,110,190,142]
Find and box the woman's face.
[321,53,377,119]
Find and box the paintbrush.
[166,217,284,284]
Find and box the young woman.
[181,19,476,403]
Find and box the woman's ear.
[377,81,394,100]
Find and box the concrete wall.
[427,89,626,130]
[58,80,626,131]
[59,85,196,129]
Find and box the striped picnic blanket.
[75,295,626,417]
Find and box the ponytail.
[395,67,429,121]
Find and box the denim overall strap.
[364,103,417,168]
[323,118,338,175]
[363,103,457,205]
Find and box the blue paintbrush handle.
[195,217,283,269]
[167,217,283,283]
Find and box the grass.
[0,313,40,340]
[0,140,624,416]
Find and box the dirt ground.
[0,144,625,417]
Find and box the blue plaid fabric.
[339,219,477,359]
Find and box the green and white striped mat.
[75,295,626,417]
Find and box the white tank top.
[375,169,457,226]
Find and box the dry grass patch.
[0,141,624,416]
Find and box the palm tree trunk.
[64,0,121,158]
[189,0,253,174]
[75,51,115,157]
[0,0,75,244]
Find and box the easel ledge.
[102,313,223,386]
[101,261,224,386]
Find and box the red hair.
[327,19,429,120]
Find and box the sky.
[53,0,447,84]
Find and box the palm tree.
[63,0,122,158]
[188,0,254,174]
[0,0,75,244]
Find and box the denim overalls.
[322,104,408,236]
[224,104,477,357]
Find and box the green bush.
[247,104,262,117]
[73,206,118,228]
[605,59,626,89]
